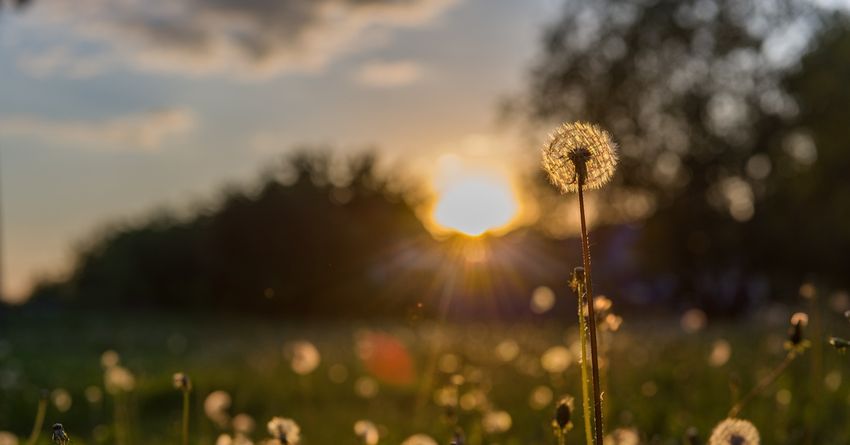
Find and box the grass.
[1,310,849,444]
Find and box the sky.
[0,0,561,301]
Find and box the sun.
[432,173,519,237]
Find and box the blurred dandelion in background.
[286,341,321,375]
[267,417,301,445]
[604,428,640,445]
[233,414,256,435]
[104,365,136,394]
[0,431,18,445]
[708,418,760,445]
[529,385,554,410]
[400,434,438,445]
[353,420,379,445]
[51,388,72,413]
[541,346,572,374]
[482,410,512,434]
[708,340,732,367]
[530,286,556,314]
[204,390,232,428]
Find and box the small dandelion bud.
[785,313,810,352]
[51,423,70,445]
[569,267,585,293]
[553,396,574,431]
[542,122,618,193]
[173,372,192,392]
[708,418,759,445]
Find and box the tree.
[517,0,844,309]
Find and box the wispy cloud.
[14,0,458,79]
[354,59,424,87]
[0,108,196,151]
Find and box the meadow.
[2,302,848,445]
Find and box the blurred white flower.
[267,417,300,445]
[401,434,438,445]
[482,410,512,434]
[495,340,520,362]
[104,366,136,394]
[286,341,321,375]
[0,432,18,445]
[604,428,639,445]
[101,350,120,368]
[354,376,379,398]
[709,418,760,445]
[708,340,732,367]
[541,346,572,373]
[530,286,556,314]
[233,414,256,434]
[204,390,232,428]
[353,420,379,445]
[51,388,72,412]
[84,385,103,404]
[529,385,553,410]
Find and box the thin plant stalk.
[576,171,605,445]
[25,392,47,445]
[728,352,796,418]
[181,389,190,445]
[573,270,594,445]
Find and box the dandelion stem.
[728,352,797,418]
[571,269,594,445]
[25,392,47,445]
[181,389,190,445]
[576,172,605,445]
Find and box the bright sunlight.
[432,173,519,236]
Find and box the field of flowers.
[2,302,849,445]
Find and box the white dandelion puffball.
[354,420,379,445]
[542,121,618,193]
[709,418,760,445]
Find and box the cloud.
[354,59,424,87]
[0,108,196,151]
[16,0,458,78]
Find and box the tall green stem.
[181,390,190,445]
[25,393,47,445]
[573,270,594,445]
[577,174,604,445]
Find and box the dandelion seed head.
[542,121,618,193]
[790,312,808,327]
[267,417,300,445]
[709,418,760,445]
[173,372,192,391]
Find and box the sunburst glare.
[430,158,520,236]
